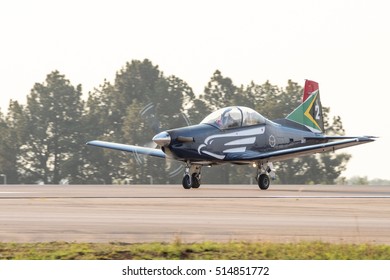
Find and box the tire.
[191,174,200,188]
[258,174,270,190]
[182,174,192,189]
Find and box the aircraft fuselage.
[163,120,322,165]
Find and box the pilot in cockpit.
[213,108,240,129]
[222,109,239,128]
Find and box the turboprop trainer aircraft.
[87,80,375,190]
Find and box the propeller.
[139,103,160,149]
[135,102,192,178]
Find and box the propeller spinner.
[152,131,171,146]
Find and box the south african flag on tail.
[286,80,324,133]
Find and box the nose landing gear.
[182,163,202,189]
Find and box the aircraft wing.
[225,137,375,163]
[86,140,166,158]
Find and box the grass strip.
[1,241,390,260]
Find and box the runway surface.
[1,184,390,244]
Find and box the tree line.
[0,59,350,184]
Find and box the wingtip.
[358,136,377,142]
[86,140,99,146]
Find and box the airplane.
[87,80,375,190]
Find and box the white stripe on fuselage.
[198,126,265,159]
[224,136,256,146]
[223,147,246,153]
[204,126,265,145]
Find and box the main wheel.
[258,174,270,190]
[191,174,200,188]
[182,174,192,189]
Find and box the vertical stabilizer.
[302,80,319,102]
[286,80,324,133]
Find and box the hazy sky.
[1,0,389,180]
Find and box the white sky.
[1,0,389,180]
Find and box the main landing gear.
[181,162,275,190]
[256,162,275,190]
[182,163,202,189]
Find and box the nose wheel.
[182,163,202,189]
[182,174,192,189]
[182,174,201,189]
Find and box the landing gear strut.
[256,162,275,190]
[182,163,202,189]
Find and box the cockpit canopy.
[200,106,266,129]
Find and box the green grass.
[1,241,390,260]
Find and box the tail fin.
[286,80,324,133]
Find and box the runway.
[1,184,390,244]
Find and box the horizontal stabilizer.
[305,135,377,141]
[225,137,375,163]
[86,140,166,158]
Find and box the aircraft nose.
[152,131,171,146]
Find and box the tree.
[17,71,84,184]
[82,81,119,184]
[201,70,239,110]
[84,60,197,184]
[0,104,22,184]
